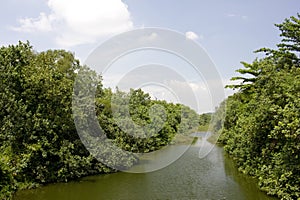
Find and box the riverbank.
[13,136,277,200]
[172,134,198,145]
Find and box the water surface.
[14,134,277,200]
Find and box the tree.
[0,42,113,198]
[0,41,201,199]
[215,15,300,200]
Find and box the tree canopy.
[214,14,300,200]
[0,41,200,199]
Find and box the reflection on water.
[126,144,190,173]
[14,133,277,200]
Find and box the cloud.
[185,31,200,40]
[226,13,248,20]
[227,13,236,17]
[11,12,55,32]
[12,0,133,47]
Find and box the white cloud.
[185,31,199,40]
[226,13,248,20]
[138,32,158,43]
[12,0,133,47]
[12,12,55,32]
[188,82,207,91]
[227,13,237,17]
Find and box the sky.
[1,0,299,112]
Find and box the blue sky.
[122,0,299,78]
[1,0,299,112]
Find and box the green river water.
[14,133,277,200]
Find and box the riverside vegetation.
[0,42,199,199]
[211,14,300,200]
[0,14,299,200]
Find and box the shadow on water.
[14,133,278,200]
[222,153,278,200]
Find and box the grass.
[172,134,197,145]
[198,125,209,132]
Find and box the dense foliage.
[96,88,199,153]
[97,89,181,153]
[0,42,111,199]
[215,15,300,200]
[0,42,200,199]
[198,112,212,131]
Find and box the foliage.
[0,42,117,197]
[198,113,212,131]
[0,41,200,198]
[177,104,200,135]
[215,15,300,200]
[96,88,199,153]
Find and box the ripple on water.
[14,137,278,200]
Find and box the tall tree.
[216,15,300,200]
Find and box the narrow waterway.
[14,133,277,200]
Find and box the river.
[14,133,277,200]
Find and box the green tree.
[216,15,300,200]
[0,42,113,198]
[0,41,201,199]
